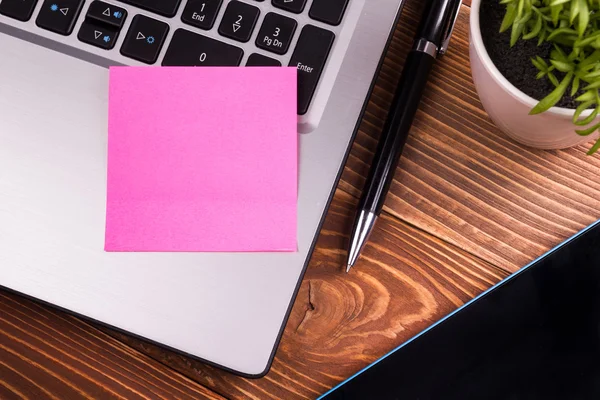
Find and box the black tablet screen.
[322,221,600,400]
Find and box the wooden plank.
[100,189,508,399]
[337,4,600,273]
[0,292,225,400]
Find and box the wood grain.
[102,189,508,399]
[0,291,224,400]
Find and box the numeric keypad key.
[256,12,296,55]
[218,0,260,43]
[289,25,335,115]
[181,0,222,30]
[163,29,244,66]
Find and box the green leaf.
[511,21,525,46]
[552,35,578,47]
[578,0,590,37]
[582,70,600,80]
[547,28,578,41]
[575,107,599,125]
[549,0,570,5]
[538,29,547,45]
[574,31,600,47]
[573,100,596,124]
[530,71,574,114]
[551,44,569,61]
[539,12,553,22]
[576,122,600,135]
[500,3,518,32]
[548,71,560,86]
[517,0,525,19]
[570,0,581,24]
[523,14,543,39]
[518,10,533,25]
[537,34,544,46]
[579,50,600,68]
[537,55,548,68]
[550,59,575,72]
[531,56,548,70]
[550,4,563,25]
[587,138,600,155]
[571,75,580,96]
[569,47,581,60]
[576,90,598,101]
[583,80,600,90]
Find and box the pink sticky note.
[105,67,297,252]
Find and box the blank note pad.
[105,67,298,252]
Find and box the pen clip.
[439,0,463,56]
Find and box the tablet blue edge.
[318,219,600,399]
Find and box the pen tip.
[346,264,352,273]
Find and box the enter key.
[289,24,335,115]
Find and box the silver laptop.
[0,0,404,376]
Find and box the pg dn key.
[256,12,297,55]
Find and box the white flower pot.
[469,0,599,149]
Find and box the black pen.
[346,0,462,272]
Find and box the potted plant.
[470,0,600,154]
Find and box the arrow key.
[86,1,128,29]
[36,0,84,35]
[78,20,119,49]
[121,15,169,64]
[218,0,259,43]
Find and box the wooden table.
[2,0,599,398]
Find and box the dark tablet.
[321,220,600,400]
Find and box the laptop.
[0,0,405,376]
[321,220,600,398]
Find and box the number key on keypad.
[181,0,222,30]
[272,0,306,14]
[256,12,296,55]
[218,0,260,43]
[162,29,244,66]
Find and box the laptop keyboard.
[0,0,358,128]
